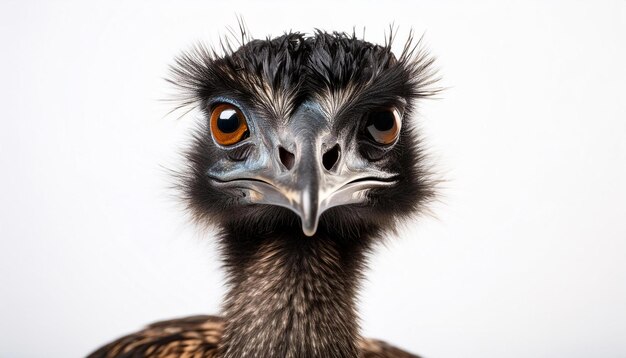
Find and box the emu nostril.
[279,146,295,170]
[322,144,340,171]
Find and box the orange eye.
[210,103,249,146]
[365,108,401,145]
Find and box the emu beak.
[235,139,396,236]
[284,148,397,236]
[287,142,325,236]
[298,182,320,236]
[211,140,396,236]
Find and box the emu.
[89,29,439,358]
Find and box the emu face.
[173,31,437,237]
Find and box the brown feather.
[87,315,420,358]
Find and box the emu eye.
[210,103,249,146]
[365,108,401,145]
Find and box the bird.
[88,28,439,358]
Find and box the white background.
[1,1,625,357]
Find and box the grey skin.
[207,99,402,236]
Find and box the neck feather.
[218,227,372,358]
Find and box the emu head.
[171,31,438,238]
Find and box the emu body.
[89,30,438,358]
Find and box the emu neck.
[218,228,369,358]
